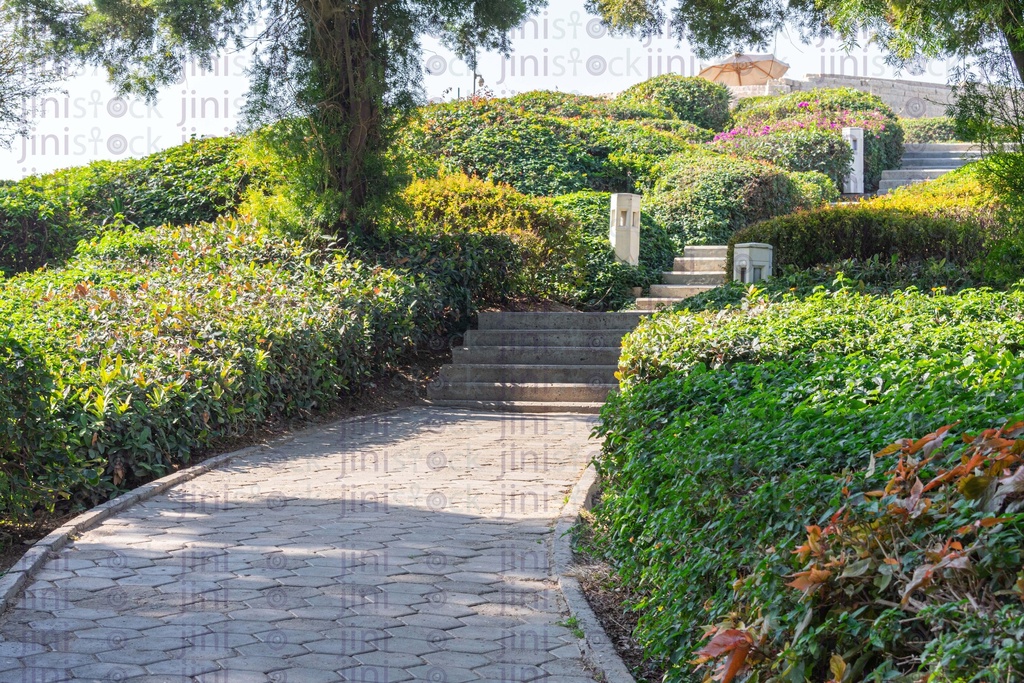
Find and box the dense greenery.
[645,149,836,246]
[0,137,256,276]
[728,164,1008,280]
[594,285,1024,681]
[711,124,853,189]
[619,75,732,131]
[902,116,964,144]
[731,88,904,191]
[0,219,435,521]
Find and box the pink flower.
[798,101,810,108]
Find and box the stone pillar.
[732,243,773,283]
[842,127,865,194]
[609,193,641,267]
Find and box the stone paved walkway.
[0,408,602,683]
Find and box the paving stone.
[0,409,598,682]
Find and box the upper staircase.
[877,143,980,194]
[635,245,727,310]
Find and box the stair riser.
[440,365,617,384]
[649,284,717,298]
[428,382,615,402]
[660,272,727,286]
[429,400,603,414]
[453,347,622,365]
[899,160,971,169]
[682,245,728,258]
[635,299,680,311]
[464,330,631,347]
[879,171,949,181]
[476,311,648,330]
[672,257,727,273]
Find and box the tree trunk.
[1001,5,1024,84]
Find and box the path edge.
[0,408,406,615]
[555,464,637,683]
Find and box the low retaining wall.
[731,74,953,118]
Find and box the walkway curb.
[555,464,637,683]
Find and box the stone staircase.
[877,143,980,193]
[427,311,647,413]
[635,244,728,310]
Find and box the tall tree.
[6,0,541,229]
[0,11,60,148]
[588,0,1024,83]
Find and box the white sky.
[0,0,957,180]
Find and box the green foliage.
[593,286,1024,681]
[0,218,431,522]
[552,191,675,310]
[728,164,1007,278]
[902,116,964,143]
[732,88,904,191]
[619,75,732,131]
[402,99,697,195]
[0,137,253,276]
[712,125,853,188]
[502,90,675,120]
[645,149,829,246]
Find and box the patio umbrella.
[698,53,790,86]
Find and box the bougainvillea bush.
[593,286,1024,681]
[732,88,904,191]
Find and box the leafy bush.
[728,164,1004,275]
[902,116,964,143]
[402,99,695,195]
[694,423,1024,682]
[0,219,430,522]
[711,123,853,188]
[620,75,732,131]
[552,191,675,310]
[367,174,584,316]
[732,88,904,191]
[503,90,674,121]
[0,137,253,276]
[593,286,1024,681]
[645,149,829,246]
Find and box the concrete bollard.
[733,242,773,283]
[842,127,865,194]
[609,193,641,267]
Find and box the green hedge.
[402,100,698,195]
[503,90,675,120]
[901,116,963,143]
[645,149,834,246]
[0,137,253,276]
[594,287,1024,681]
[619,75,732,131]
[711,125,853,189]
[732,88,904,191]
[0,218,432,521]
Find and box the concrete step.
[428,381,616,402]
[672,256,728,273]
[660,271,727,286]
[464,329,632,348]
[683,245,727,258]
[902,151,981,160]
[879,169,950,181]
[649,284,718,298]
[452,346,622,366]
[426,399,604,414]
[903,143,979,153]
[899,158,971,169]
[476,311,648,330]
[440,364,618,384]
[634,298,684,311]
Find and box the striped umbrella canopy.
[698,53,790,86]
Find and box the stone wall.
[729,74,953,118]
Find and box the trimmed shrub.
[619,75,732,131]
[594,286,1024,681]
[901,116,963,143]
[0,218,431,521]
[403,100,695,195]
[0,137,252,276]
[728,164,1003,275]
[552,191,675,310]
[732,88,904,190]
[503,90,675,120]
[711,123,853,188]
[645,150,827,246]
